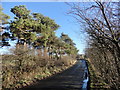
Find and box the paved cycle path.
[22,60,87,90]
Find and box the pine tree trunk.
[44,47,48,58]
[37,49,42,56]
[24,42,27,50]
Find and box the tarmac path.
[21,60,88,90]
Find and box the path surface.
[22,60,88,90]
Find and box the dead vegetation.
[2,48,76,89]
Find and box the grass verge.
[87,60,110,89]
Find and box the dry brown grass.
[2,48,76,89]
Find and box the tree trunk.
[37,49,42,56]
[24,42,27,50]
[44,47,48,58]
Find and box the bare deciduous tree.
[67,2,120,89]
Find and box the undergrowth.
[87,60,110,89]
[2,49,76,89]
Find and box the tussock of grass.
[2,49,76,89]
